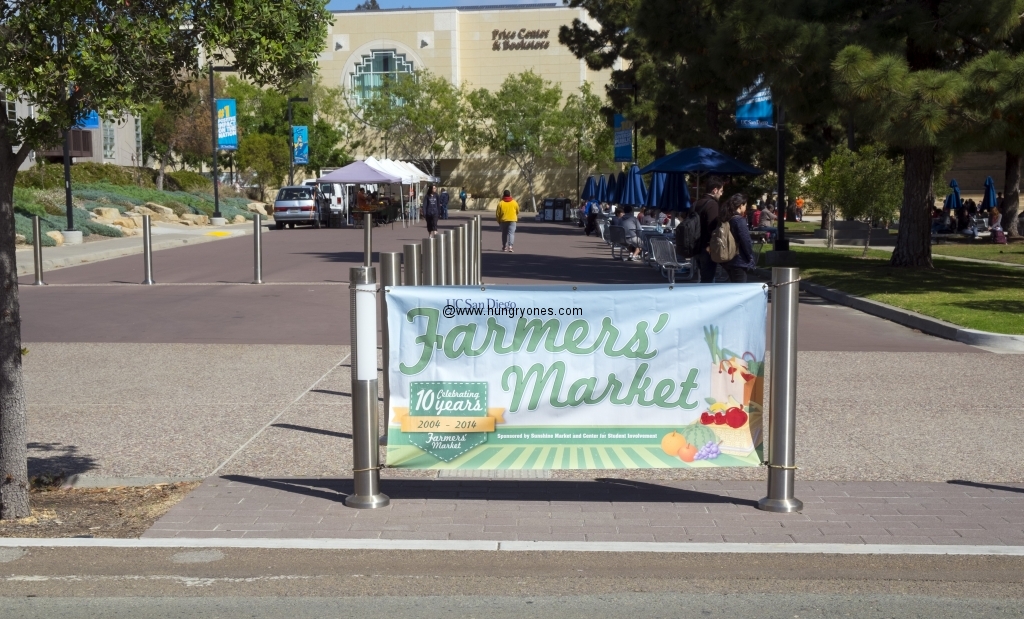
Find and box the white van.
[304,180,349,227]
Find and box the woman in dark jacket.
[720,194,755,283]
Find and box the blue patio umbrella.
[596,174,608,203]
[605,173,618,204]
[581,176,597,201]
[661,172,692,212]
[619,164,648,207]
[981,176,997,211]
[645,172,666,209]
[615,172,627,203]
[943,179,962,211]
[640,146,763,176]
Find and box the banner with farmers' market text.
[385,285,767,470]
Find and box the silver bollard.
[459,224,469,285]
[380,252,402,436]
[443,230,454,285]
[422,237,438,286]
[363,212,372,267]
[141,215,155,285]
[32,216,46,286]
[452,226,464,286]
[466,220,476,286]
[474,215,483,284]
[758,267,802,513]
[436,231,449,286]
[403,244,422,286]
[252,214,263,284]
[347,265,390,509]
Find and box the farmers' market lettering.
[400,309,669,373]
[502,363,700,413]
[399,309,698,411]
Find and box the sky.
[326,0,555,10]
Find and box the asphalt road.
[1,549,1022,618]
[17,215,981,352]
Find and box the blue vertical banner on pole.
[613,114,633,163]
[216,99,238,150]
[76,110,101,129]
[736,77,774,129]
[292,126,309,165]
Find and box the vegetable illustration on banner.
[385,285,767,470]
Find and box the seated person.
[619,205,644,261]
[753,204,778,238]
[639,208,657,226]
[610,208,624,227]
[955,206,976,237]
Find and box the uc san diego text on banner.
[386,285,768,470]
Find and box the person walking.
[720,194,756,282]
[496,189,519,252]
[460,187,468,211]
[422,184,441,238]
[694,177,724,283]
[439,187,450,220]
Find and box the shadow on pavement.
[28,442,98,478]
[218,475,759,507]
[270,423,352,440]
[947,479,1024,495]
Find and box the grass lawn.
[931,239,1024,266]
[778,221,819,235]
[785,246,1024,335]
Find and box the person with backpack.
[460,187,468,211]
[496,189,519,252]
[692,177,724,283]
[422,184,441,238]
[709,193,756,283]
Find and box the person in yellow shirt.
[495,189,519,252]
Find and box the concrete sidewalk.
[142,476,1024,546]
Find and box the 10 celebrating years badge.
[397,382,505,462]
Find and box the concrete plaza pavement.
[15,211,1024,550]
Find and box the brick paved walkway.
[143,476,1024,545]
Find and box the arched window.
[350,50,414,102]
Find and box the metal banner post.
[32,216,46,286]
[422,237,438,286]
[437,231,449,286]
[758,266,803,513]
[141,215,155,285]
[252,214,263,284]
[379,252,401,426]
[403,244,422,286]
[443,230,454,285]
[452,226,464,286]
[363,214,372,267]
[347,265,389,509]
[466,220,476,286]
[474,215,482,284]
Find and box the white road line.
[0,538,1022,556]
[208,353,351,476]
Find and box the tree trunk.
[527,174,537,213]
[157,151,168,192]
[821,205,832,230]
[1003,151,1020,237]
[705,99,720,142]
[890,146,935,267]
[0,156,31,520]
[862,223,872,257]
[655,138,666,160]
[826,207,835,249]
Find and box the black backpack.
[675,210,701,259]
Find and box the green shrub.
[167,170,212,192]
[16,161,156,189]
[13,187,47,217]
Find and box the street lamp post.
[287,97,309,186]
[209,63,236,223]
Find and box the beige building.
[319,3,614,207]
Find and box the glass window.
[102,119,116,159]
[277,187,314,201]
[2,91,14,121]
[350,50,414,103]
